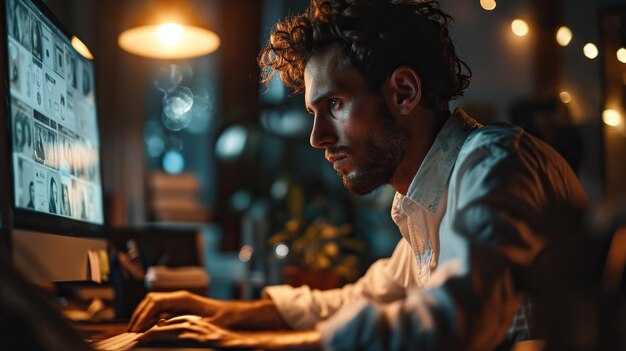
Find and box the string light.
[559,91,572,104]
[603,109,622,127]
[556,26,572,47]
[617,48,626,63]
[583,43,598,59]
[480,0,496,11]
[511,19,529,37]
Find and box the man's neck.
[390,107,444,195]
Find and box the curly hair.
[259,0,471,115]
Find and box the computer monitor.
[0,0,107,282]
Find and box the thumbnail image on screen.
[6,0,103,225]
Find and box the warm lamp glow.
[71,36,93,60]
[603,109,622,127]
[559,91,572,104]
[556,26,572,47]
[617,48,626,63]
[583,43,598,59]
[511,19,529,37]
[480,0,496,11]
[118,23,220,59]
[156,23,183,46]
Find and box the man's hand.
[140,315,242,346]
[139,315,322,350]
[128,291,216,332]
[128,290,291,332]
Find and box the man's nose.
[309,114,337,149]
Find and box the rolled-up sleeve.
[262,238,421,330]
[317,127,588,350]
[318,261,462,351]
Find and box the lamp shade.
[118,22,220,59]
[117,1,220,60]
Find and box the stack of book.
[147,171,211,223]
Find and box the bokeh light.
[191,88,210,112]
[559,91,572,104]
[260,109,310,137]
[556,26,572,47]
[511,19,529,37]
[163,86,193,117]
[215,125,248,161]
[603,109,622,127]
[270,179,289,200]
[154,64,183,93]
[617,48,626,63]
[583,43,598,59]
[230,190,252,212]
[187,88,214,135]
[275,243,289,258]
[162,150,185,174]
[480,0,496,11]
[144,121,165,158]
[239,245,253,262]
[162,86,194,131]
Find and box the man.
[13,116,24,152]
[61,183,71,217]
[26,181,35,210]
[129,0,588,349]
[35,126,46,162]
[49,177,58,214]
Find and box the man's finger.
[158,314,203,327]
[178,332,216,344]
[128,298,151,331]
[142,322,209,341]
[129,301,158,332]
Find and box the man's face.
[52,181,58,202]
[63,187,70,205]
[304,46,407,195]
[15,120,23,144]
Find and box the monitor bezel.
[1,0,106,240]
[0,0,11,254]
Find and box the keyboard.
[91,332,142,351]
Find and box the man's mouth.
[326,154,349,171]
[326,154,347,163]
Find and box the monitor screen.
[5,0,103,225]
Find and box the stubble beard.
[339,104,407,195]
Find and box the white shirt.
[263,109,588,350]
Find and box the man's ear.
[386,67,421,116]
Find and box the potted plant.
[269,185,364,290]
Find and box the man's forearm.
[224,329,322,350]
[209,298,291,330]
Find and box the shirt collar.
[402,108,482,214]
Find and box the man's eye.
[328,99,342,109]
